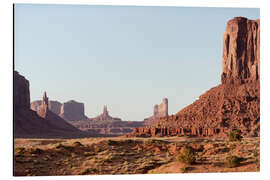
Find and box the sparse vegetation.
[177,146,196,165]
[225,155,243,168]
[14,137,260,176]
[72,141,83,147]
[180,166,188,173]
[229,129,242,142]
[30,148,43,154]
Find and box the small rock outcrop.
[144,98,168,125]
[129,17,260,138]
[89,106,121,122]
[59,100,88,121]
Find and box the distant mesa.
[144,98,168,125]
[89,105,121,122]
[59,100,88,121]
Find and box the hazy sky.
[14,4,259,121]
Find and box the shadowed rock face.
[14,71,30,109]
[59,100,88,121]
[129,17,260,138]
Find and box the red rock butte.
[128,17,260,138]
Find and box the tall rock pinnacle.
[103,105,109,116]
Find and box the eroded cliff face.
[221,17,260,84]
[129,17,260,138]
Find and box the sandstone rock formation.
[31,100,62,115]
[59,100,88,121]
[144,98,168,125]
[129,17,260,138]
[14,71,30,109]
[69,105,144,136]
[221,17,260,84]
[89,106,121,122]
[14,71,94,138]
[31,99,88,121]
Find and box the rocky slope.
[129,17,260,138]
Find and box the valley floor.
[14,136,260,176]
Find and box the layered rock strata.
[129,17,260,138]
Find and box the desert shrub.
[29,148,43,154]
[14,147,25,156]
[180,165,188,173]
[55,144,73,151]
[94,146,100,153]
[177,146,196,165]
[229,129,242,142]
[72,141,83,147]
[80,168,92,175]
[225,155,243,168]
[105,140,118,146]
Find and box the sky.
[14,4,260,121]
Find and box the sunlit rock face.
[221,17,260,84]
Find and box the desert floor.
[14,136,260,176]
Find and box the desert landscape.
[14,12,260,176]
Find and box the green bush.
[72,141,83,147]
[225,155,243,168]
[177,146,196,165]
[30,148,43,154]
[229,129,242,142]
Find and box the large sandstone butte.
[59,100,88,121]
[14,71,93,138]
[129,17,260,138]
[144,98,168,125]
